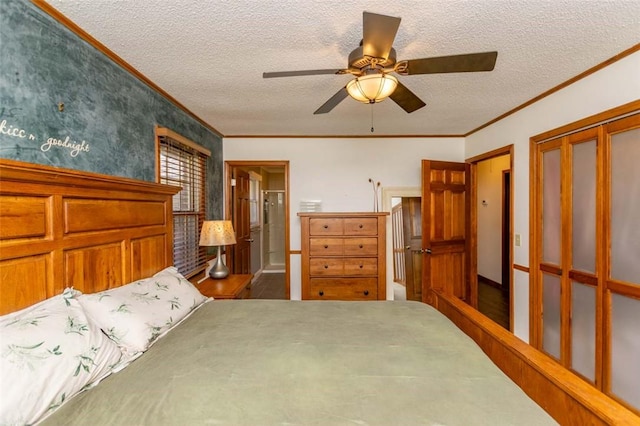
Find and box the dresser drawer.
[308,278,377,300]
[343,258,378,275]
[309,238,344,256]
[309,258,344,275]
[309,258,377,276]
[310,218,344,235]
[344,218,378,235]
[344,237,378,255]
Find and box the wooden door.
[421,160,471,305]
[231,168,251,274]
[402,197,423,302]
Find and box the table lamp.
[199,220,237,279]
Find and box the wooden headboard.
[0,159,180,315]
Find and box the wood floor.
[477,278,510,330]
[250,272,286,299]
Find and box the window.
[530,105,640,413]
[156,126,210,277]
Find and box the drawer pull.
[359,244,363,249]
[359,264,363,269]
[364,290,369,296]
[324,244,328,249]
[319,290,324,296]
[359,224,363,228]
[324,264,329,269]
[323,225,328,229]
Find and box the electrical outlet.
[515,234,521,247]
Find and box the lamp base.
[209,246,230,279]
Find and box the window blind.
[158,134,208,277]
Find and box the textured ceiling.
[47,0,639,137]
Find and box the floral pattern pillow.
[0,288,124,425]
[77,266,208,355]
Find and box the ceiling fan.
[263,11,497,115]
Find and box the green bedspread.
[40,300,557,425]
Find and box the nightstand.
[197,274,253,299]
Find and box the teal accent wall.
[0,0,222,219]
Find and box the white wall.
[224,137,465,299]
[466,50,640,342]
[477,154,510,285]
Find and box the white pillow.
[78,266,208,355]
[0,288,124,425]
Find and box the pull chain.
[370,103,375,133]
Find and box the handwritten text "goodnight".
[41,136,90,157]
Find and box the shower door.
[263,190,285,271]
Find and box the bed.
[0,159,637,425]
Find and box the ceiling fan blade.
[389,81,426,113]
[263,69,345,78]
[362,11,401,60]
[406,51,498,75]
[314,87,349,114]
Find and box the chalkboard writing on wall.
[0,0,222,218]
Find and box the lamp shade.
[346,73,398,104]
[199,220,237,246]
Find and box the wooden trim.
[540,263,562,276]
[223,134,464,139]
[560,132,571,367]
[529,133,540,345]
[469,162,478,308]
[568,270,598,287]
[514,263,530,273]
[596,124,607,391]
[30,0,223,138]
[433,291,640,425]
[532,100,640,143]
[467,44,640,137]
[465,144,513,163]
[155,126,212,156]
[0,158,179,195]
[289,249,302,255]
[607,281,640,300]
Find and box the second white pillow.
[78,267,208,355]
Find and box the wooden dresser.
[299,212,388,300]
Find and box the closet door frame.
[529,100,640,411]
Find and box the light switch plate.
[515,234,521,247]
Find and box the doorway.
[263,190,285,272]
[225,161,290,299]
[382,187,421,300]
[468,147,513,330]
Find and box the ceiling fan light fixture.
[346,72,398,104]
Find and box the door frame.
[382,187,421,300]
[224,160,290,298]
[466,145,514,329]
